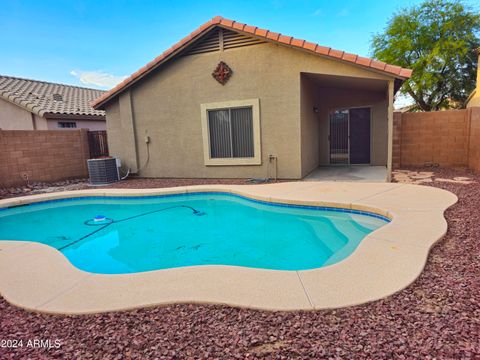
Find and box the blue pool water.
[0,193,389,274]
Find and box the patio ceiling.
[302,73,388,92]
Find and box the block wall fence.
[0,129,90,187]
[392,107,480,173]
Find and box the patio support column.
[386,80,394,181]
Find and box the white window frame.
[200,99,261,166]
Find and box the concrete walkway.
[304,166,388,182]
[0,182,456,313]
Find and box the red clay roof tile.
[92,16,412,109]
[303,41,317,51]
[243,25,257,34]
[254,28,268,37]
[356,56,372,67]
[328,49,344,58]
[232,22,246,31]
[315,45,330,55]
[291,38,305,47]
[384,64,402,75]
[266,31,280,41]
[342,52,358,62]
[198,22,211,32]
[278,35,293,44]
[399,68,413,77]
[371,60,387,71]
[211,16,222,24]
[220,19,234,27]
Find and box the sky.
[0,0,477,92]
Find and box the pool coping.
[0,181,457,314]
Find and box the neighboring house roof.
[93,16,413,110]
[0,75,106,118]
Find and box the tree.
[371,0,480,111]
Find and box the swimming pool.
[0,192,389,274]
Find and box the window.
[57,122,77,128]
[208,107,254,158]
[201,99,261,165]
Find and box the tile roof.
[0,75,105,118]
[93,16,413,109]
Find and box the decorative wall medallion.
[212,61,232,85]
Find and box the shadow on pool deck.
[304,166,387,182]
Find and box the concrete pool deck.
[0,182,457,314]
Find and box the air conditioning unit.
[87,157,120,185]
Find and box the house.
[466,48,480,108]
[0,75,106,130]
[93,16,412,180]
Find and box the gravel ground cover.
[0,167,479,359]
[0,178,263,200]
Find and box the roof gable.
[92,16,412,109]
[0,75,105,118]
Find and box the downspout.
[30,113,37,130]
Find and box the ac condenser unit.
[87,157,120,185]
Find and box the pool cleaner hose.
[57,205,204,251]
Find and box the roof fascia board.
[44,113,106,121]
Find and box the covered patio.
[300,72,397,181]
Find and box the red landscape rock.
[0,167,479,358]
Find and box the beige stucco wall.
[0,98,46,130]
[300,76,320,176]
[105,40,394,179]
[467,91,480,108]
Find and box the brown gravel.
[1,167,479,359]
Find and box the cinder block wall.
[0,129,90,187]
[392,109,474,169]
[392,112,403,169]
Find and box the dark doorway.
[329,110,349,164]
[329,107,370,164]
[349,108,371,164]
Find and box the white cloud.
[70,70,127,89]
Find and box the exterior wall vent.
[52,93,63,101]
[87,157,120,185]
[183,28,265,56]
[222,29,264,49]
[184,28,221,55]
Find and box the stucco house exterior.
[93,16,412,180]
[0,75,106,130]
